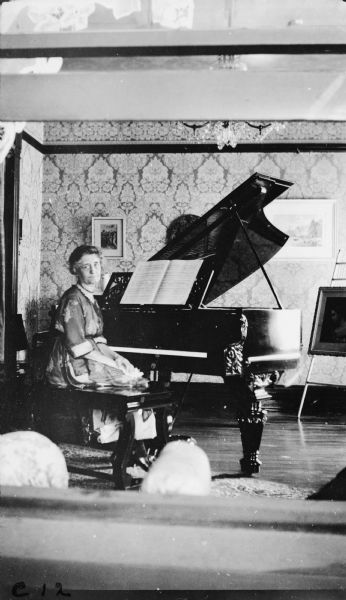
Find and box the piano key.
[109,346,208,358]
[247,352,301,363]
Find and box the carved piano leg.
[224,375,267,475]
[224,314,267,475]
[237,377,268,475]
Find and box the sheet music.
[120,259,203,305]
[120,261,169,304]
[154,259,203,304]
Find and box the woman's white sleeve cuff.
[70,340,94,357]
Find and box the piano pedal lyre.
[149,360,159,382]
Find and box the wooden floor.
[4,380,346,495]
[173,384,346,493]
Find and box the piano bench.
[32,382,174,490]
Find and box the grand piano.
[101,173,302,474]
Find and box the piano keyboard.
[109,346,207,358]
[247,352,300,363]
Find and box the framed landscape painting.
[92,217,125,258]
[264,199,335,259]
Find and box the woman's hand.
[114,355,133,373]
[89,344,144,382]
[114,355,143,381]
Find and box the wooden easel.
[298,249,346,419]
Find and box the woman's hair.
[68,245,101,274]
[166,214,199,243]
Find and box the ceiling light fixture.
[182,121,285,149]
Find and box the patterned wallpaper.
[18,139,43,346]
[44,120,346,144]
[41,149,346,386]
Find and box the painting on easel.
[309,287,346,356]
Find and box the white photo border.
[91,217,125,258]
[264,199,336,259]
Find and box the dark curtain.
[0,161,4,364]
[0,134,22,378]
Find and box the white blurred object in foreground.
[141,440,211,496]
[0,430,68,488]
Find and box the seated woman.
[45,245,147,443]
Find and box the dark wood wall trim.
[21,135,346,155]
[22,130,45,153]
[4,43,346,59]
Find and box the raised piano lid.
[150,172,293,304]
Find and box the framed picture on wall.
[309,287,346,356]
[264,199,336,259]
[92,217,125,258]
